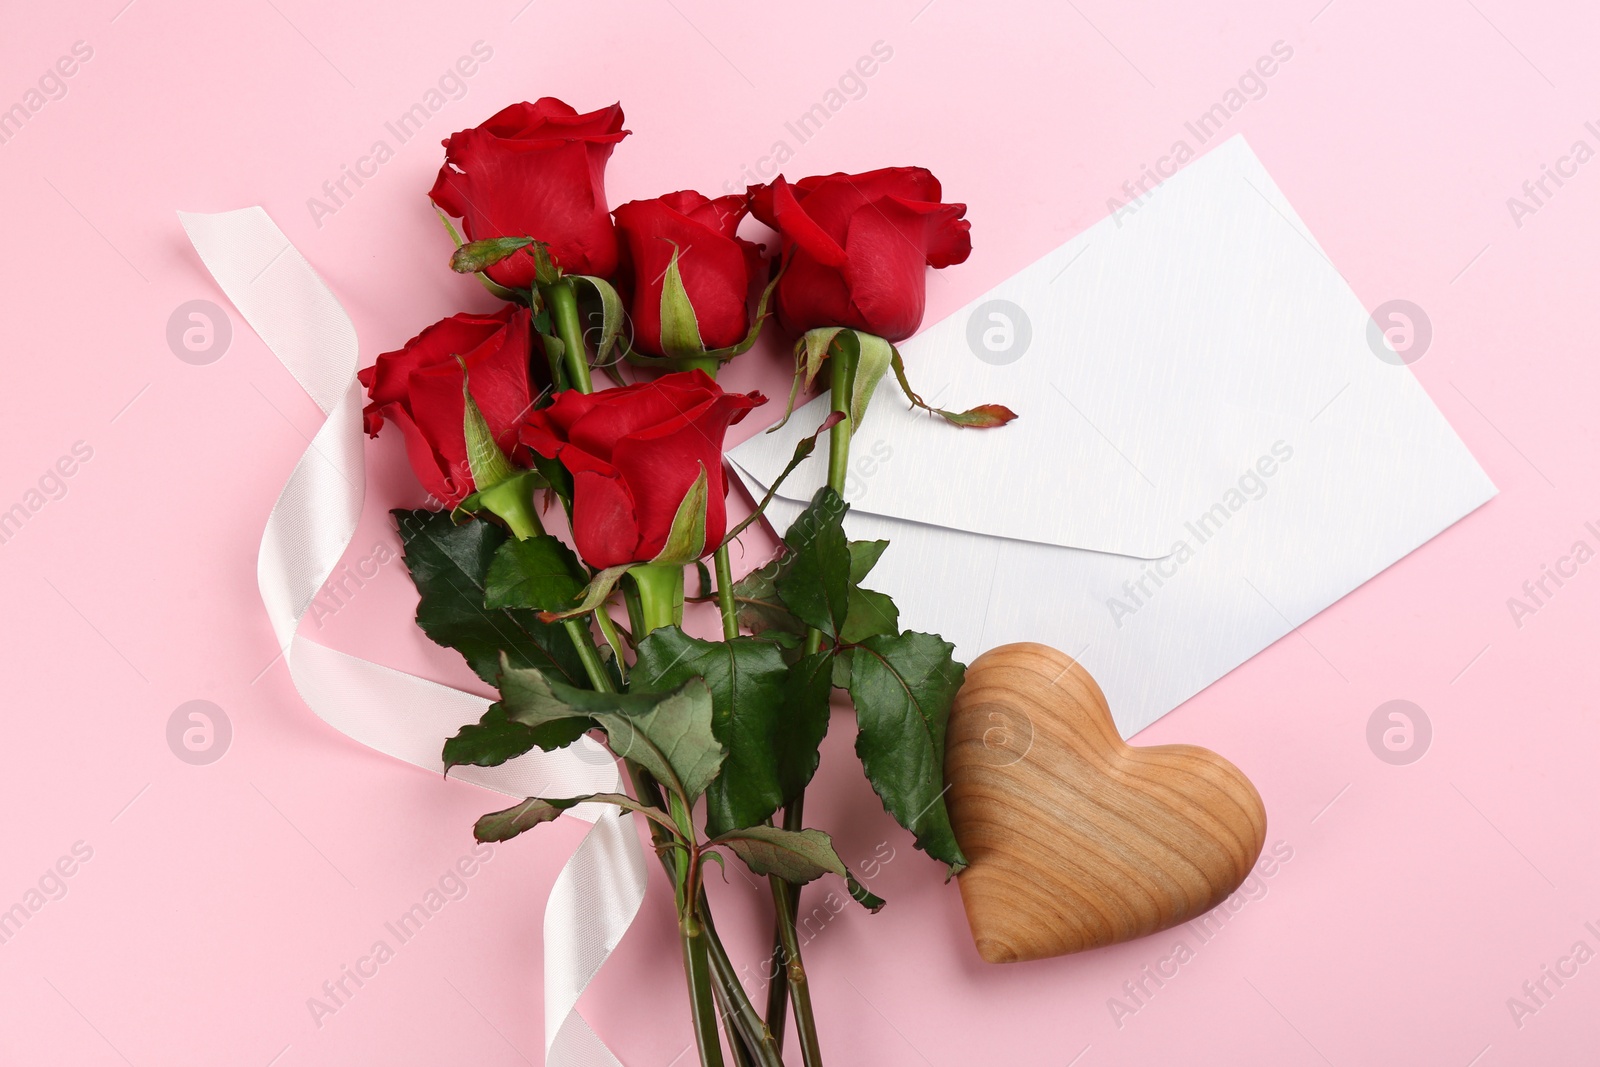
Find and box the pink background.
[2,0,1596,1063]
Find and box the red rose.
[612,191,764,356]
[520,371,765,568]
[358,306,535,507]
[430,99,630,287]
[751,167,971,342]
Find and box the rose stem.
[769,877,821,1064]
[561,618,613,692]
[679,355,724,377]
[701,902,788,1067]
[767,336,855,1056]
[693,355,743,647]
[543,279,595,394]
[712,976,759,1067]
[713,545,739,642]
[677,859,726,1067]
[626,763,774,1067]
[633,560,775,1066]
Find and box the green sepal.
[849,331,893,434]
[432,207,529,304]
[626,247,785,370]
[472,470,547,542]
[570,275,624,368]
[658,243,706,359]
[460,365,517,492]
[450,236,535,274]
[536,564,631,623]
[888,343,1019,429]
[650,465,709,565]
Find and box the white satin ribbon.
[179,208,646,1065]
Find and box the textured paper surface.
[732,137,1495,735]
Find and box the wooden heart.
[946,643,1267,963]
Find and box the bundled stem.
[540,279,788,1067]
[566,573,758,1067]
[766,338,856,1061]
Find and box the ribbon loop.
[179,208,644,1064]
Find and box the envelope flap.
[731,386,1207,559]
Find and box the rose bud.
[519,371,765,569]
[430,99,630,287]
[358,306,536,506]
[612,190,766,359]
[751,167,971,342]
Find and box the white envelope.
[728,136,1496,738]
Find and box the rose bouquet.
[364,98,1014,1066]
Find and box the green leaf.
[888,344,1019,429]
[848,540,890,584]
[650,465,709,565]
[484,535,587,612]
[595,682,724,804]
[848,631,969,877]
[839,586,899,645]
[442,702,591,772]
[634,629,831,836]
[570,275,624,368]
[831,647,853,689]
[774,488,852,638]
[658,244,706,358]
[499,661,726,803]
[732,558,806,639]
[475,791,685,845]
[473,796,584,842]
[393,510,588,687]
[451,236,535,274]
[714,825,885,912]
